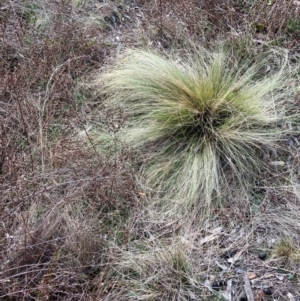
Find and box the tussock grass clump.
[109,241,202,300]
[272,237,300,269]
[97,49,292,210]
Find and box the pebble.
[212,280,227,291]
[263,287,272,295]
[258,251,267,260]
[218,280,227,287]
[212,281,220,291]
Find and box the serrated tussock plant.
[96,48,291,211]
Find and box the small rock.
[212,280,226,291]
[263,287,272,295]
[276,274,284,281]
[212,281,220,291]
[219,280,227,287]
[240,295,247,301]
[258,251,267,260]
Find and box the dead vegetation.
[1,0,300,300]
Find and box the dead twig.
[244,273,255,301]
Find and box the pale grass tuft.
[272,237,300,269]
[95,48,294,213]
[109,240,205,300]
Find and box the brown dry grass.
[1,0,300,300]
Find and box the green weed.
[288,18,300,37]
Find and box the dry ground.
[1,0,300,300]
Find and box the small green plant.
[96,49,293,211]
[288,18,300,37]
[288,273,295,281]
[27,4,38,25]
